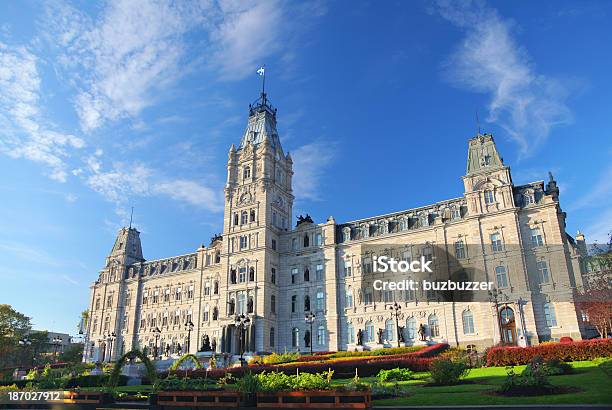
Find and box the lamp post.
[107,332,116,362]
[51,336,62,362]
[388,302,402,348]
[153,327,161,360]
[488,289,508,344]
[304,312,315,355]
[234,314,251,363]
[184,321,194,354]
[18,338,32,367]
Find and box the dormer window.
[484,154,491,166]
[243,166,251,180]
[524,193,534,205]
[484,190,495,204]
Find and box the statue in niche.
[356,329,363,346]
[377,328,384,344]
[201,335,211,352]
[418,324,427,341]
[211,338,217,353]
[230,269,237,284]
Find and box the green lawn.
[373,361,612,406]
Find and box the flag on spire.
[257,67,265,76]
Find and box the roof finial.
[129,206,134,229]
[476,110,481,135]
[257,65,266,100]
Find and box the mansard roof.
[466,133,505,175]
[239,92,280,150]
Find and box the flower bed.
[164,344,448,380]
[486,339,612,366]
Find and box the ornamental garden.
[1,338,611,408]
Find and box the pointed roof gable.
[466,133,505,175]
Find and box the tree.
[59,343,84,363]
[576,235,612,338]
[0,304,32,368]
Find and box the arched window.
[348,324,355,344]
[241,211,248,225]
[428,314,439,338]
[365,321,374,343]
[406,317,416,339]
[544,302,557,327]
[213,280,219,295]
[524,193,534,205]
[385,319,395,341]
[233,213,239,226]
[495,266,508,288]
[269,327,275,347]
[215,251,221,264]
[317,326,325,346]
[212,306,218,321]
[292,327,299,348]
[304,268,310,282]
[304,295,311,311]
[491,232,503,252]
[303,234,309,247]
[462,310,475,334]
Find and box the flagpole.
[262,66,266,96]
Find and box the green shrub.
[501,356,554,395]
[376,368,414,382]
[543,359,573,375]
[263,351,301,365]
[370,381,411,398]
[256,371,292,392]
[236,372,261,394]
[429,358,469,385]
[154,375,216,391]
[597,359,612,377]
[290,371,330,390]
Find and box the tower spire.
[129,206,134,229]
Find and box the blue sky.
[0,0,610,335]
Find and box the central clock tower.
[220,92,294,352]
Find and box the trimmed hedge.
[486,339,612,366]
[164,343,449,380]
[64,374,129,388]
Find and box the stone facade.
[83,94,589,362]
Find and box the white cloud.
[0,42,85,181]
[434,0,573,156]
[568,164,612,211]
[291,141,335,201]
[85,160,223,213]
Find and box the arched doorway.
[500,306,517,345]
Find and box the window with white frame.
[188,285,194,299]
[544,302,557,327]
[406,317,416,339]
[317,325,325,346]
[462,310,475,334]
[455,240,466,259]
[291,268,298,284]
[316,264,324,281]
[385,319,395,341]
[428,314,440,337]
[524,193,534,205]
[531,227,544,247]
[365,321,374,342]
[243,166,250,179]
[292,327,299,348]
[315,233,323,246]
[348,324,355,344]
[495,266,509,288]
[345,288,353,308]
[537,260,550,284]
[316,290,324,311]
[240,236,248,249]
[491,232,504,252]
[239,267,247,283]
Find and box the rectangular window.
[240,236,248,249]
[292,238,297,250]
[271,295,276,313]
[491,233,503,252]
[164,289,170,302]
[495,266,509,288]
[316,291,324,311]
[291,295,297,313]
[95,298,100,310]
[531,227,544,247]
[484,190,495,204]
[343,260,352,277]
[271,239,277,250]
[291,268,298,284]
[152,291,159,304]
[142,291,148,304]
[455,240,466,259]
[316,264,324,281]
[188,285,194,299]
[239,267,247,283]
[537,260,550,284]
[271,267,276,284]
[106,295,113,308]
[204,283,210,296]
[315,233,322,246]
[175,288,182,301]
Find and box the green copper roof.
[466,133,504,175]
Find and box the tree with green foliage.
[0,304,32,368]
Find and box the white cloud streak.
[434,0,573,156]
[291,141,335,201]
[0,42,85,181]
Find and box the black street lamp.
[388,302,402,348]
[51,336,62,362]
[153,327,161,360]
[304,312,315,355]
[184,321,194,353]
[488,289,508,344]
[18,338,32,367]
[234,314,251,363]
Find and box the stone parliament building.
[84,92,590,362]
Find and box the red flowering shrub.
[163,343,449,380]
[486,339,612,366]
[559,337,573,344]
